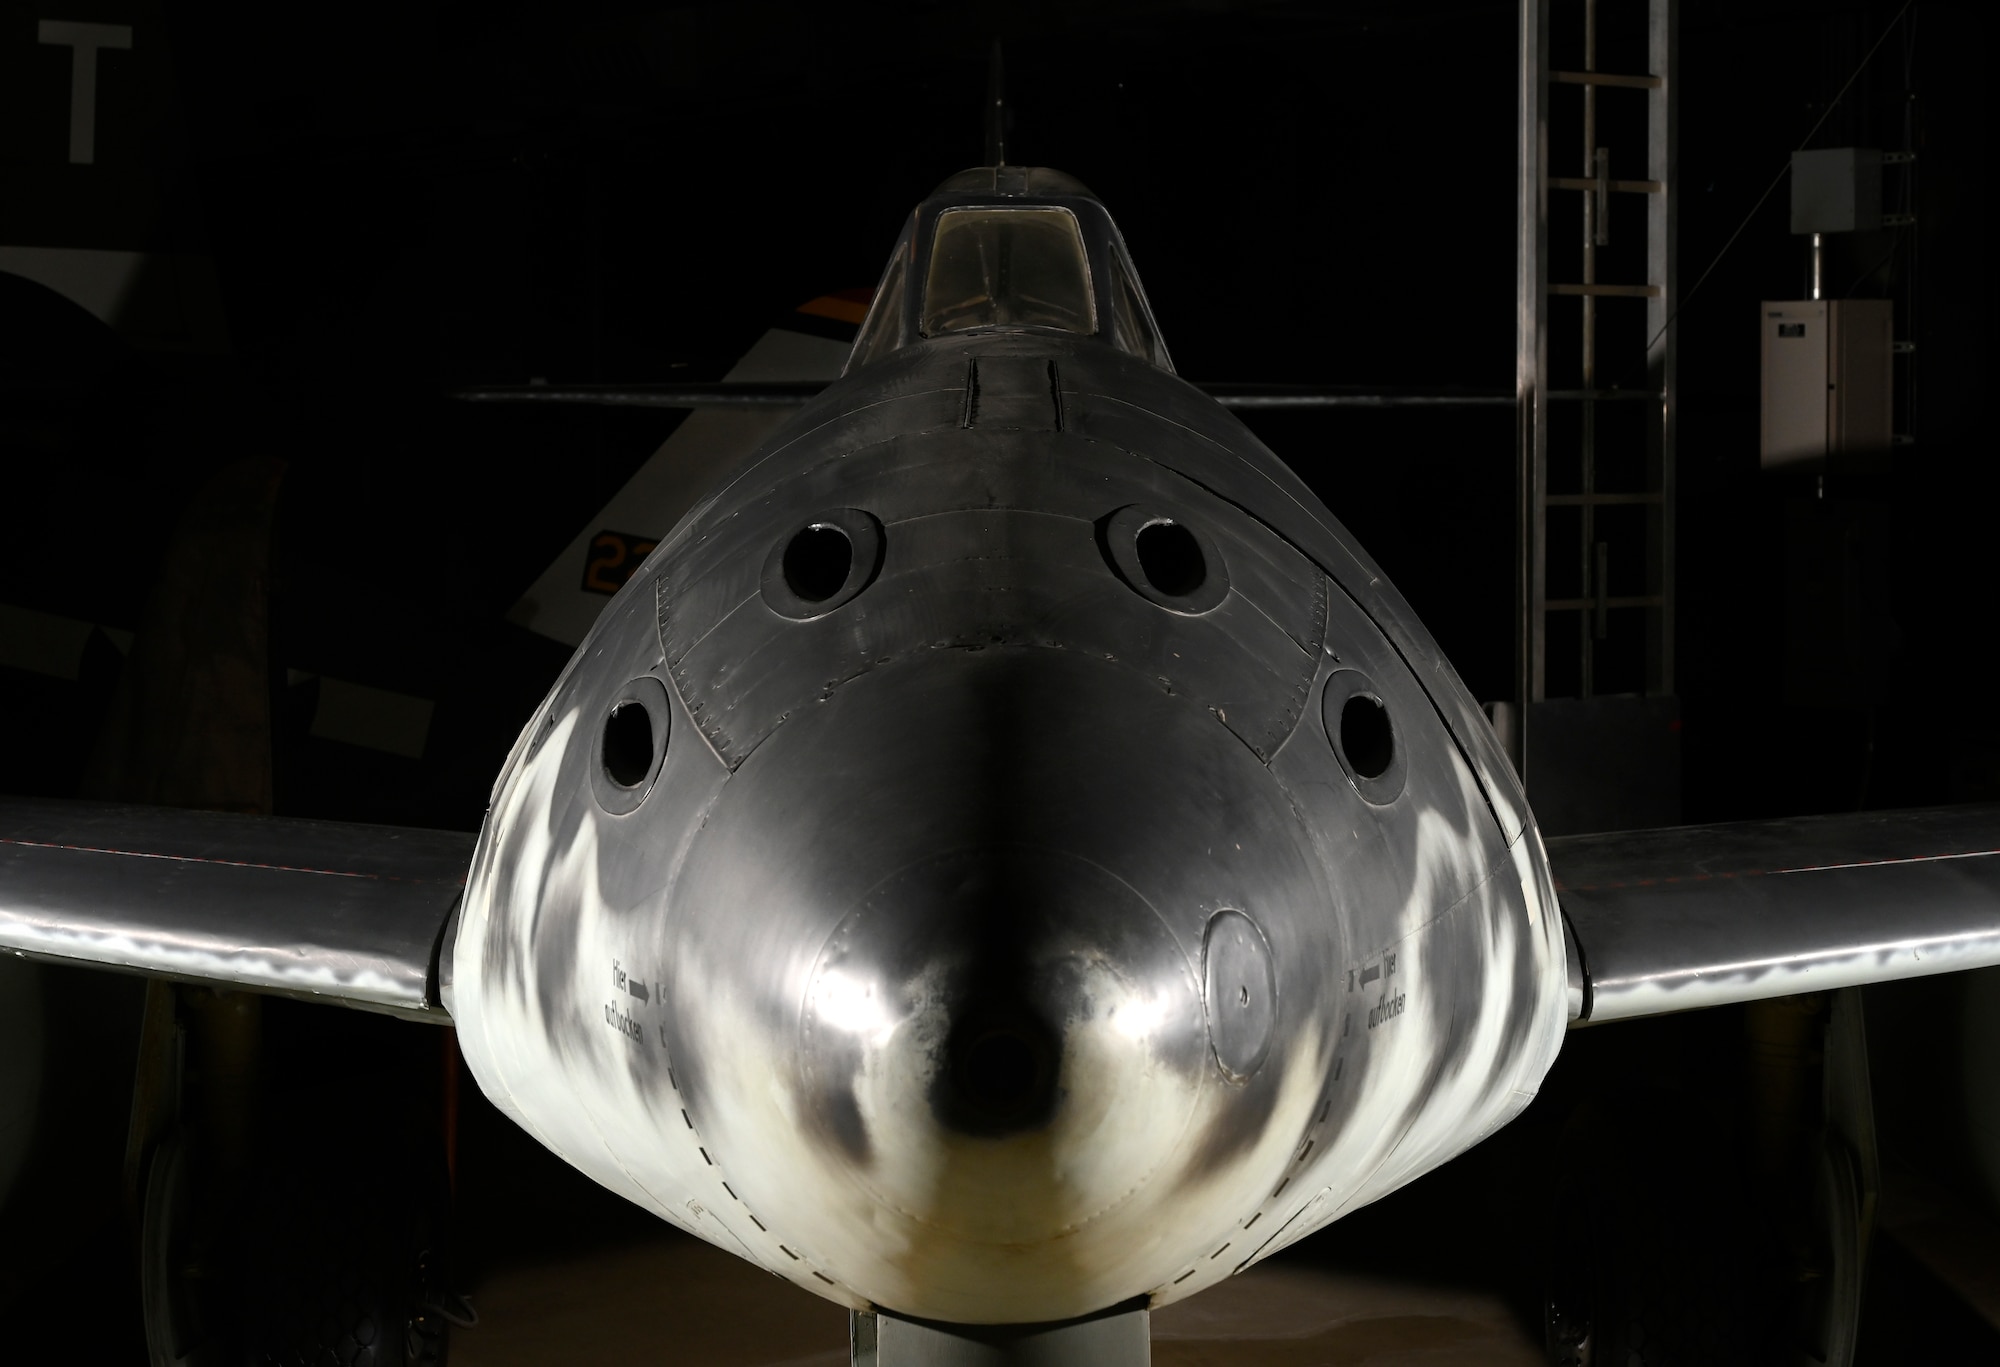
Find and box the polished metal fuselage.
[449,330,1568,1324]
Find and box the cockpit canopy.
[923,206,1097,337]
[847,166,1174,375]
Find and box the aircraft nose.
[796,844,1208,1241]
[803,844,1205,1136]
[664,646,1320,1312]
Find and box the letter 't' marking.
[38,20,133,165]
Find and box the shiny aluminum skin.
[448,170,1569,1325]
[0,796,470,1019]
[1552,804,2000,1021]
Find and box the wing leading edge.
[11,796,1997,1028]
[1551,803,2000,1023]
[0,796,473,1021]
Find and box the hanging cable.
[1641,0,1914,357]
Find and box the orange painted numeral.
[582,530,659,595]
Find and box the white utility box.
[1760,299,1893,471]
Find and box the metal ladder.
[1514,0,1677,776]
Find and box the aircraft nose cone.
[663,647,1321,1316]
[796,847,1200,1167]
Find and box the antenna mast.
[984,40,1007,166]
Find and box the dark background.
[4,0,1991,832]
[2,0,1994,1360]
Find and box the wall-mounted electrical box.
[1792,148,1884,234]
[1760,299,1893,471]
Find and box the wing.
[0,796,473,1022]
[1550,803,2000,1023]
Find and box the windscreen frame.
[919,204,1099,340]
[845,191,1175,375]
